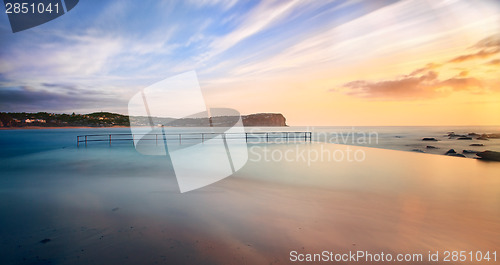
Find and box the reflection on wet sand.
[0,143,498,264]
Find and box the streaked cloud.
[0,0,499,125]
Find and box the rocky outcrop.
[242,113,287,126]
[445,149,465,157]
[422,137,438,141]
[476,151,500,161]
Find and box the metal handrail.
[77,132,312,147]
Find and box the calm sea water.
[0,127,499,264]
[1,126,499,158]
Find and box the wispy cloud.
[448,34,500,63]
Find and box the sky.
[0,0,499,126]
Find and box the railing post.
[266,133,269,142]
[156,134,158,146]
[109,134,112,146]
[179,134,181,144]
[85,135,87,146]
[202,133,204,143]
[245,133,248,143]
[77,136,79,147]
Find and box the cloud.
[340,71,440,99]
[338,70,487,99]
[0,86,124,113]
[409,63,441,76]
[448,34,500,63]
[337,34,500,100]
[487,58,500,65]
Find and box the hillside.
[0,112,287,127]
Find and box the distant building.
[24,119,46,123]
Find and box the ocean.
[0,126,499,264]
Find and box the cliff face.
[242,113,287,126]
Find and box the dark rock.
[462,150,478,154]
[40,238,51,244]
[447,153,466,158]
[422,137,438,141]
[411,149,425,153]
[477,134,489,140]
[447,132,455,136]
[476,151,500,161]
[487,133,500,139]
[448,133,466,138]
[445,149,456,155]
[457,137,472,140]
[468,133,479,136]
[426,145,438,149]
[470,143,484,146]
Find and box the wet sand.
[0,143,499,264]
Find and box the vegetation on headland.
[0,112,129,127]
[0,112,287,128]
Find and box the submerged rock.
[462,150,478,154]
[447,153,466,158]
[426,145,438,149]
[422,137,438,141]
[40,238,51,244]
[476,151,500,161]
[457,137,472,140]
[470,143,484,146]
[411,149,425,153]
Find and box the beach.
[0,128,499,264]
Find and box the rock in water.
[476,151,500,161]
[426,145,438,149]
[40,238,51,244]
[422,137,438,141]
[411,149,425,153]
[462,150,478,154]
[445,149,456,155]
[477,134,489,140]
[470,144,484,146]
[457,137,472,140]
